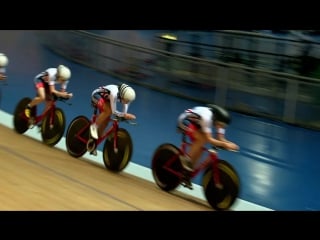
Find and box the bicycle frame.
[74,110,120,150]
[163,134,222,186]
[36,101,57,126]
[19,100,57,127]
[93,118,120,150]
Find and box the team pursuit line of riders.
[1,52,242,211]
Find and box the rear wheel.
[41,108,66,146]
[13,97,31,134]
[202,160,240,211]
[151,143,183,192]
[103,128,133,172]
[66,116,90,158]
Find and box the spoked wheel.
[66,115,90,158]
[103,128,133,172]
[151,143,183,192]
[41,108,66,147]
[202,160,240,211]
[13,97,31,134]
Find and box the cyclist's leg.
[90,97,111,139]
[188,129,206,165]
[180,121,205,169]
[177,115,197,171]
[90,94,101,139]
[25,82,46,118]
[99,115,110,137]
[96,100,111,137]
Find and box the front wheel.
[41,108,66,146]
[151,143,183,192]
[202,160,240,211]
[13,97,31,134]
[66,115,90,158]
[103,128,133,172]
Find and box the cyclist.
[177,104,239,174]
[24,65,73,119]
[89,83,136,144]
[0,53,9,80]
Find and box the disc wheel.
[103,128,133,172]
[66,115,90,158]
[202,160,240,211]
[151,143,183,192]
[41,108,66,146]
[13,97,31,134]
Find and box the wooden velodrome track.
[0,123,212,211]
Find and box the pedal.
[181,180,193,190]
[90,149,97,156]
[28,117,35,128]
[87,138,97,153]
[181,173,193,190]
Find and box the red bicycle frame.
[75,109,120,151]
[21,99,58,127]
[163,135,222,187]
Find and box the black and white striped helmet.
[119,83,136,102]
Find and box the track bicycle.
[65,107,136,172]
[151,131,240,211]
[13,94,71,146]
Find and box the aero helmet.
[207,104,231,125]
[0,53,8,67]
[119,83,136,102]
[57,65,71,80]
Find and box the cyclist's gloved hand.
[66,92,73,99]
[61,92,72,99]
[124,113,136,120]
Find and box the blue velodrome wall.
[1,30,320,210]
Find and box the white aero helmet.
[0,53,8,67]
[57,65,71,81]
[119,83,136,102]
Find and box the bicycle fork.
[209,149,223,189]
[113,123,119,153]
[48,106,55,129]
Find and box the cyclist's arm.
[122,103,129,114]
[49,85,70,98]
[206,132,239,151]
[202,121,227,148]
[113,102,133,119]
[202,118,232,149]
[206,132,228,148]
[109,93,124,117]
[60,80,68,91]
[121,103,136,119]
